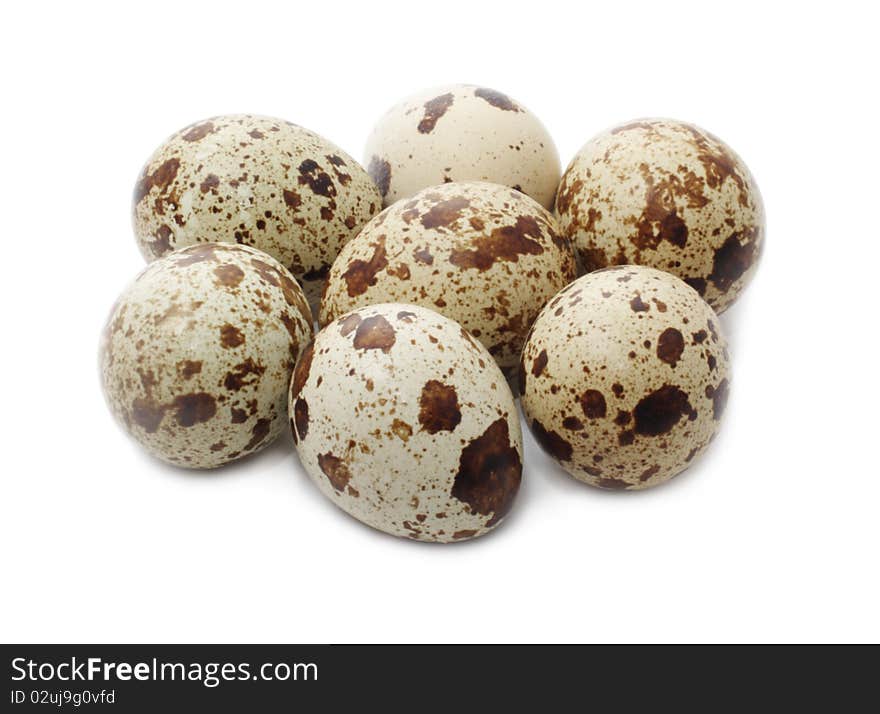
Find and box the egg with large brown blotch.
[100,243,313,469]
[520,266,730,490]
[365,85,560,209]
[132,114,381,308]
[320,181,577,375]
[290,303,522,542]
[555,118,764,312]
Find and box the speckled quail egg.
[555,118,764,313]
[132,114,382,308]
[520,265,730,490]
[100,243,313,469]
[290,302,522,542]
[365,85,560,209]
[320,181,577,375]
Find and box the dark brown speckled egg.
[556,118,764,313]
[132,114,381,309]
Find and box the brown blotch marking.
[685,447,699,462]
[347,485,360,498]
[614,410,631,426]
[391,419,413,442]
[652,298,667,312]
[338,314,362,337]
[417,92,454,133]
[692,330,708,344]
[449,215,545,271]
[452,529,478,540]
[231,407,248,424]
[223,358,265,391]
[367,156,391,197]
[199,174,220,193]
[418,380,461,434]
[452,418,521,526]
[684,277,707,296]
[580,390,607,419]
[530,419,573,461]
[243,418,271,452]
[532,349,548,377]
[396,310,417,322]
[176,360,202,380]
[562,416,584,431]
[318,452,351,492]
[293,398,309,440]
[618,430,635,446]
[640,465,661,482]
[175,243,218,266]
[633,385,696,436]
[134,157,180,205]
[290,340,314,400]
[172,393,217,427]
[598,477,630,490]
[283,189,302,210]
[474,87,521,112]
[630,294,650,312]
[297,159,336,198]
[612,383,625,398]
[555,177,583,215]
[413,247,434,265]
[210,441,226,452]
[248,129,265,139]
[388,263,411,280]
[130,398,166,433]
[707,378,730,420]
[279,313,303,351]
[146,225,173,257]
[709,233,758,292]
[352,315,396,352]
[342,237,388,297]
[214,263,245,288]
[219,324,245,348]
[420,196,470,229]
[657,327,685,367]
[182,121,215,142]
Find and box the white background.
[1,0,877,644]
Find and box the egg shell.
[320,181,577,374]
[365,85,560,209]
[132,114,382,308]
[290,303,522,542]
[100,243,313,469]
[555,118,764,313]
[520,265,730,490]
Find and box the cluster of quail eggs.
[100,85,763,543]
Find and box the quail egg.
[556,118,764,312]
[320,181,577,374]
[100,243,313,468]
[132,114,381,307]
[520,265,730,489]
[365,85,560,209]
[290,303,522,542]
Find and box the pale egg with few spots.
[290,302,522,542]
